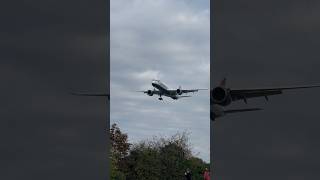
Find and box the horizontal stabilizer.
[224,108,262,114]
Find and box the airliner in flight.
[138,80,207,100]
[211,78,320,120]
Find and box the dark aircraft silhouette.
[211,78,320,120]
[71,91,110,100]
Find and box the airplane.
[211,78,320,120]
[138,79,207,100]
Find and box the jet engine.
[176,88,182,95]
[147,90,154,96]
[211,87,232,106]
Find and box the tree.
[109,124,210,180]
[122,132,207,180]
[186,157,210,179]
[124,141,161,179]
[110,123,130,179]
[158,132,191,179]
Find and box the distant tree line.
[110,123,209,180]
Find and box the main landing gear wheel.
[159,97,163,100]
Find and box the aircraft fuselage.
[151,80,179,99]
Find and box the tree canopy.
[110,123,209,180]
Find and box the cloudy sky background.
[111,0,210,161]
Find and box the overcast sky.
[111,0,210,162]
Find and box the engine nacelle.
[147,90,154,96]
[176,88,182,95]
[211,87,232,106]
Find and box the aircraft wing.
[224,108,262,114]
[230,85,320,102]
[178,95,192,98]
[71,91,110,99]
[211,106,262,120]
[181,89,207,93]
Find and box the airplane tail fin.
[220,78,227,87]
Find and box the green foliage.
[124,142,161,179]
[110,124,209,180]
[110,123,130,179]
[110,151,126,180]
[186,157,210,179]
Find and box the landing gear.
[159,94,163,101]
